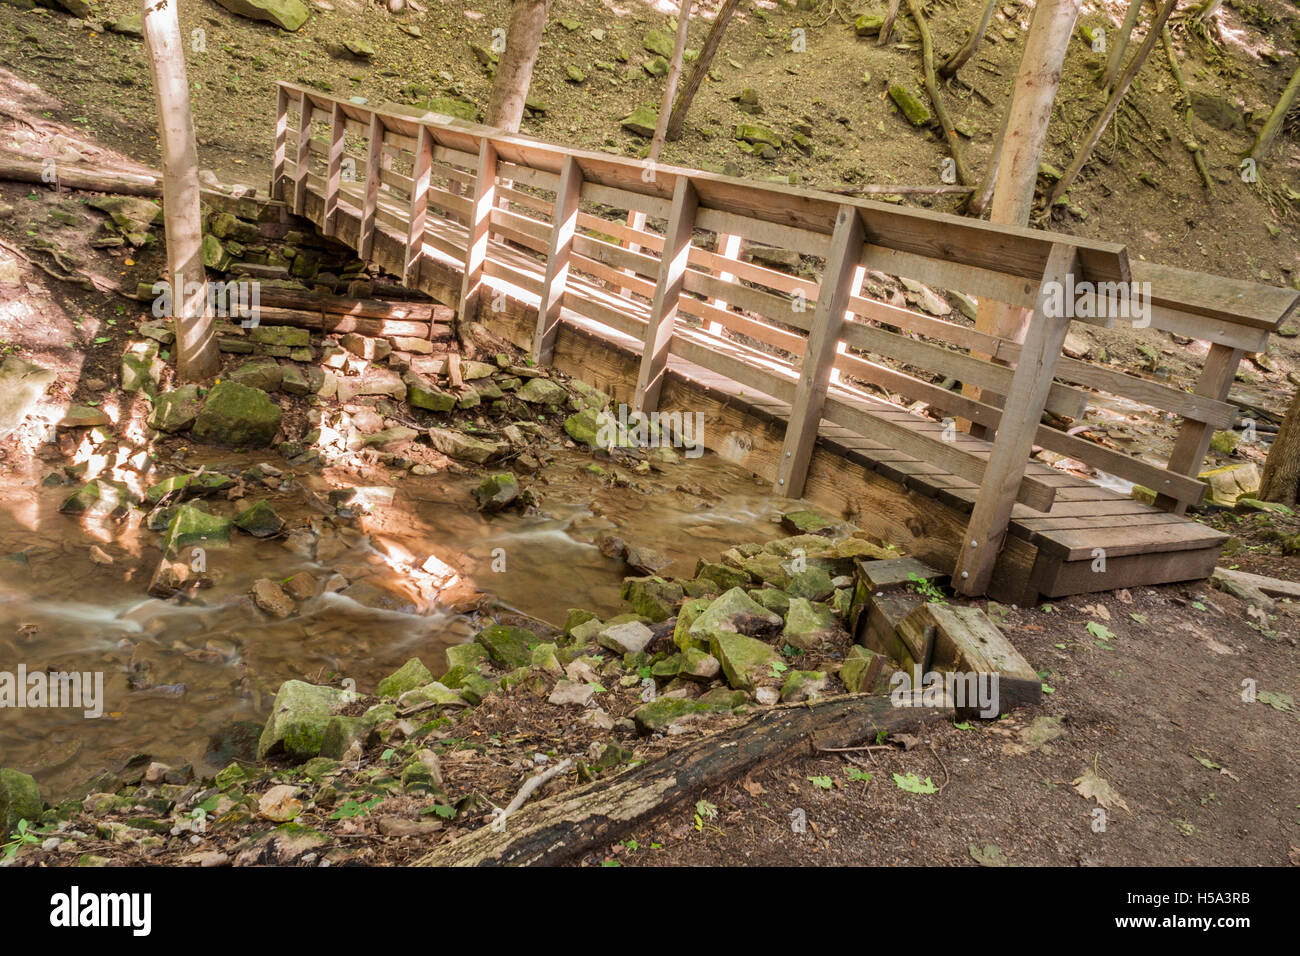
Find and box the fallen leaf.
[1072,769,1130,813]
[741,778,765,797]
[969,843,1008,867]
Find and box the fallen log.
[1213,566,1300,601]
[0,155,162,196]
[413,692,950,867]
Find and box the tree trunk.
[1194,0,1224,22]
[0,157,162,196]
[1261,388,1300,506]
[649,3,693,162]
[940,0,999,79]
[666,0,740,141]
[965,0,1079,395]
[141,0,218,382]
[1100,0,1142,93]
[879,0,902,44]
[1250,63,1300,162]
[413,693,947,866]
[1048,0,1178,207]
[485,0,551,133]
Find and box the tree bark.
[940,0,999,79]
[1250,63,1300,162]
[1048,0,1178,207]
[485,0,551,133]
[142,0,218,382]
[1261,387,1300,506]
[666,0,740,141]
[961,0,1079,430]
[879,0,902,44]
[649,3,694,162]
[1101,0,1142,94]
[412,693,948,866]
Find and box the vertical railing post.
[776,205,866,497]
[322,102,345,236]
[271,85,288,201]
[953,241,1079,596]
[459,137,499,337]
[828,264,866,385]
[1155,342,1243,513]
[403,124,433,288]
[706,232,742,335]
[532,155,584,365]
[634,175,699,412]
[619,209,648,298]
[358,112,382,261]
[292,92,313,216]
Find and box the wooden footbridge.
[269,81,1299,605]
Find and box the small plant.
[1,820,45,860]
[330,796,383,820]
[906,573,947,603]
[808,775,833,790]
[846,767,872,782]
[892,772,938,795]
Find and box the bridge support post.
[460,138,499,338]
[776,204,865,498]
[706,232,743,335]
[1155,342,1242,513]
[403,125,434,288]
[634,175,699,412]
[532,154,584,365]
[953,242,1078,596]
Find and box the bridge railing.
[271,81,1298,595]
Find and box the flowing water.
[0,448,785,798]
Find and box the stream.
[0,448,786,799]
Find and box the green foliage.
[892,772,938,794]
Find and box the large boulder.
[212,0,310,31]
[427,427,504,464]
[688,587,782,645]
[191,381,282,446]
[0,356,55,439]
[0,768,41,839]
[257,681,346,761]
[377,658,434,698]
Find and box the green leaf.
[808,775,833,790]
[1258,691,1295,712]
[969,843,1008,867]
[694,799,718,820]
[892,772,938,794]
[846,767,872,782]
[1085,620,1116,643]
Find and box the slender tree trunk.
[962,0,1078,430]
[1261,388,1300,506]
[666,0,740,141]
[485,0,550,133]
[1048,0,1178,206]
[141,0,217,382]
[879,0,902,44]
[649,3,693,162]
[1101,0,1142,93]
[1250,63,1300,162]
[940,0,999,79]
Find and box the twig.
[490,757,574,829]
[929,741,951,792]
[904,0,972,186]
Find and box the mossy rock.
[709,631,780,691]
[148,385,202,433]
[0,768,41,839]
[474,624,536,669]
[233,499,284,537]
[256,681,346,762]
[888,83,932,126]
[377,658,434,698]
[191,381,282,447]
[620,575,685,622]
[163,503,233,553]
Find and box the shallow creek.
[0,448,785,798]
